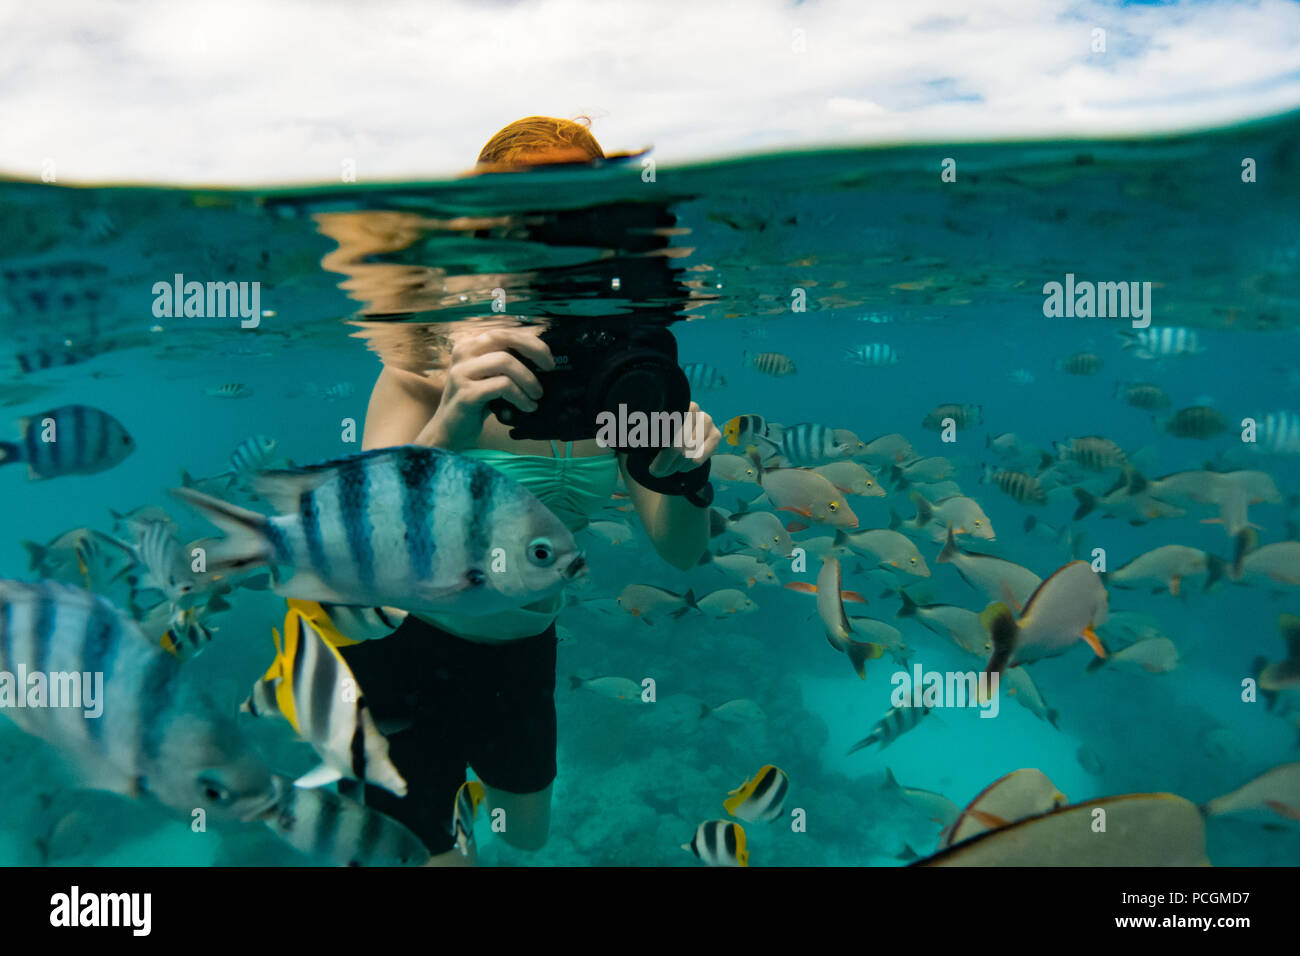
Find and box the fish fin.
[880,767,900,791]
[980,602,1017,678]
[910,492,933,526]
[896,590,918,618]
[896,843,919,862]
[294,764,345,789]
[168,486,276,578]
[784,581,817,594]
[937,525,959,564]
[847,640,885,679]
[1081,625,1108,658]
[968,809,1009,830]
[785,520,809,532]
[841,589,868,604]
[1263,800,1300,822]
[252,468,337,513]
[887,508,901,531]
[1072,487,1096,520]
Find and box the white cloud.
[1,0,1297,185]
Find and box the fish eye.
[466,569,487,586]
[526,538,556,567]
[974,519,982,526]
[772,536,780,543]
[829,502,839,512]
[198,775,232,805]
[909,557,917,565]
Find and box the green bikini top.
[461,440,620,531]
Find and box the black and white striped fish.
[206,383,251,399]
[0,404,135,480]
[1121,326,1204,359]
[170,446,586,617]
[0,579,278,820]
[261,778,430,867]
[844,343,900,367]
[450,779,486,857]
[743,351,797,376]
[682,819,748,866]
[847,704,931,754]
[757,421,849,466]
[13,342,101,374]
[681,362,728,392]
[1253,411,1300,455]
[226,435,280,476]
[723,765,789,823]
[241,604,407,797]
[981,465,1047,505]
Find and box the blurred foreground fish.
[681,362,728,391]
[843,343,900,367]
[262,778,430,867]
[1257,615,1300,692]
[0,579,277,821]
[941,769,1067,848]
[1105,545,1225,596]
[1163,405,1229,439]
[206,383,251,399]
[918,793,1208,865]
[170,446,585,616]
[0,404,135,480]
[242,604,407,797]
[1201,762,1300,822]
[450,780,486,857]
[921,403,982,432]
[1120,326,1204,358]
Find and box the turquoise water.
[1,109,1298,866]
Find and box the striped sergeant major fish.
[755,421,850,467]
[240,604,407,797]
[681,362,728,392]
[1120,326,1204,358]
[206,383,251,399]
[169,446,587,617]
[226,435,280,478]
[261,777,430,867]
[743,351,797,377]
[12,342,101,374]
[847,704,932,754]
[0,404,135,480]
[298,599,407,645]
[450,779,486,857]
[682,819,748,866]
[1252,411,1300,455]
[843,343,900,367]
[0,579,278,821]
[723,765,789,823]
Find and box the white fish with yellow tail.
[241,604,407,798]
[682,820,748,866]
[880,768,959,829]
[695,587,758,618]
[941,769,1068,848]
[1258,614,1300,692]
[1088,636,1180,675]
[848,616,910,665]
[904,493,994,542]
[840,528,929,577]
[697,551,779,588]
[1104,545,1225,596]
[723,765,789,823]
[813,557,884,679]
[812,460,885,497]
[981,560,1109,680]
[709,454,762,486]
[853,433,916,467]
[915,793,1209,866]
[897,591,990,659]
[936,527,1041,611]
[569,675,644,701]
[714,505,795,557]
[701,698,766,724]
[1201,762,1300,822]
[616,583,698,622]
[450,780,486,857]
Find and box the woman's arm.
[620,462,711,570]
[361,366,441,450]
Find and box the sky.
[2,0,1299,186]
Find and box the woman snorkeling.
[329,116,722,865]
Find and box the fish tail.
[568,676,584,691]
[887,508,901,531]
[699,702,712,720]
[169,486,276,577]
[1204,554,1227,592]
[1072,487,1096,521]
[896,590,918,618]
[0,440,22,467]
[980,602,1017,678]
[936,526,959,564]
[847,640,885,679]
[889,464,909,491]
[1231,528,1257,579]
[910,492,932,526]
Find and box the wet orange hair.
[476,116,605,170]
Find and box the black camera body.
[487,322,712,505]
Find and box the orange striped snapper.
[749,451,858,529]
[743,350,797,376]
[980,465,1046,505]
[724,765,789,823]
[682,820,748,866]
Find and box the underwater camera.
[488,321,713,506]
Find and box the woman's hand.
[648,402,721,477]
[418,326,554,450]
